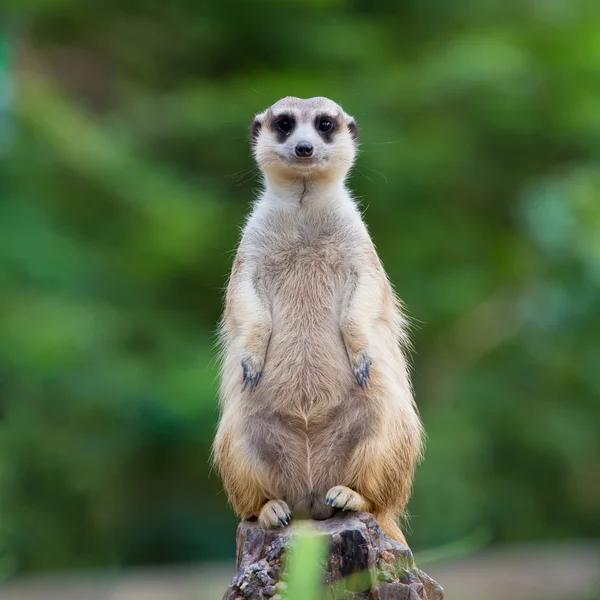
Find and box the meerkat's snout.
[251,96,359,182]
[295,141,314,158]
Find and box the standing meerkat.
[213,96,424,545]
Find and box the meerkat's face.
[251,96,358,182]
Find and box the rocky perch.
[223,512,444,600]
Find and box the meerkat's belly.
[262,243,351,409]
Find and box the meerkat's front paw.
[350,351,372,389]
[241,355,264,391]
[258,499,292,529]
[325,486,368,512]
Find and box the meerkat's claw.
[258,499,292,529]
[353,357,372,389]
[241,358,262,391]
[325,485,365,512]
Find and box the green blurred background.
[0,0,599,589]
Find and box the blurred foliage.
[283,524,328,600]
[0,0,599,576]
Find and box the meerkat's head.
[251,96,358,184]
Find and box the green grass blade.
[284,523,328,600]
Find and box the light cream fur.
[213,97,424,545]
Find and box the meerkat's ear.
[345,115,359,144]
[250,111,266,146]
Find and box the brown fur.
[213,97,424,544]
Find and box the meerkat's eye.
[318,119,333,132]
[277,117,294,133]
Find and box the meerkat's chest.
[262,225,349,285]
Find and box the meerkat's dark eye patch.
[276,116,294,132]
[318,118,333,132]
[270,114,295,142]
[315,114,338,142]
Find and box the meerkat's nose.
[295,142,314,158]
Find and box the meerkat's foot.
[241,355,263,391]
[258,499,292,529]
[325,486,369,512]
[350,350,372,389]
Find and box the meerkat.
[213,96,424,545]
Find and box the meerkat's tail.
[374,511,408,547]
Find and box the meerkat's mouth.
[280,154,327,169]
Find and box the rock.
[223,512,444,600]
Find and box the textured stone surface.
[223,512,444,600]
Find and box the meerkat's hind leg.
[258,499,293,529]
[325,485,370,512]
